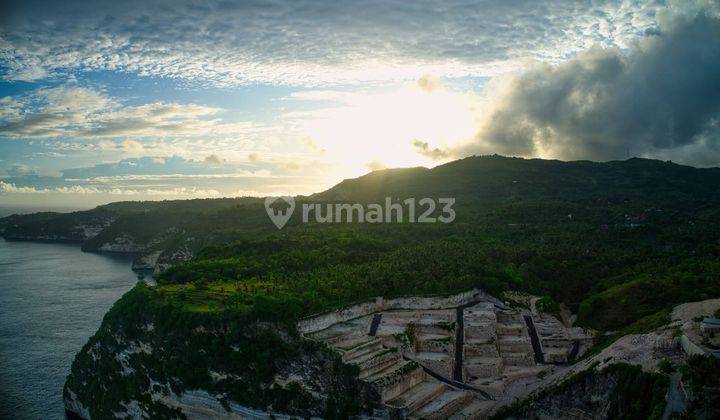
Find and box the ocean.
[0,239,137,419]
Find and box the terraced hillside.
[300,290,592,418]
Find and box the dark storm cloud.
[452,11,720,165]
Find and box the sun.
[298,77,481,176]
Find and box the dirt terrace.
[302,291,591,419]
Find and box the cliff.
[497,363,669,419]
[64,284,372,419]
[0,197,272,274]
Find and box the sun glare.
[299,79,480,175]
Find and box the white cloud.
[65,171,276,183]
[6,163,37,176]
[0,0,670,86]
[365,160,386,171]
[98,139,145,151]
[0,86,250,139]
[0,180,226,197]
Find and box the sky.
[1,0,719,210]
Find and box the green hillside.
[49,155,720,418]
[159,155,720,332]
[4,155,720,332]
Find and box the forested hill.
[4,155,720,239]
[154,156,720,333]
[2,155,720,333]
[315,155,720,208]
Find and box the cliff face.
[513,369,621,418]
[0,208,198,274]
[0,197,274,275]
[503,363,669,419]
[64,284,371,419]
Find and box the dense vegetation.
[0,207,117,241]
[681,355,720,418]
[149,156,720,333]
[5,155,719,331]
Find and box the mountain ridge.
[3,154,720,276]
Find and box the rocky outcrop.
[514,368,622,418]
[506,363,669,419]
[96,234,143,253]
[131,250,162,273]
[154,389,318,419]
[153,246,194,275]
[64,389,91,419]
[0,207,204,275]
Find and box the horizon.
[2,0,720,209]
[3,153,716,216]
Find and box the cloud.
[3,66,48,82]
[0,0,667,86]
[365,160,386,171]
[203,154,224,168]
[85,102,226,137]
[417,75,443,93]
[0,96,25,120]
[413,140,449,159]
[0,86,244,139]
[64,172,274,183]
[60,155,235,179]
[280,162,301,171]
[440,9,720,166]
[0,180,225,197]
[287,90,358,104]
[98,139,145,151]
[6,163,38,177]
[0,181,41,193]
[0,154,316,200]
[0,86,113,137]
